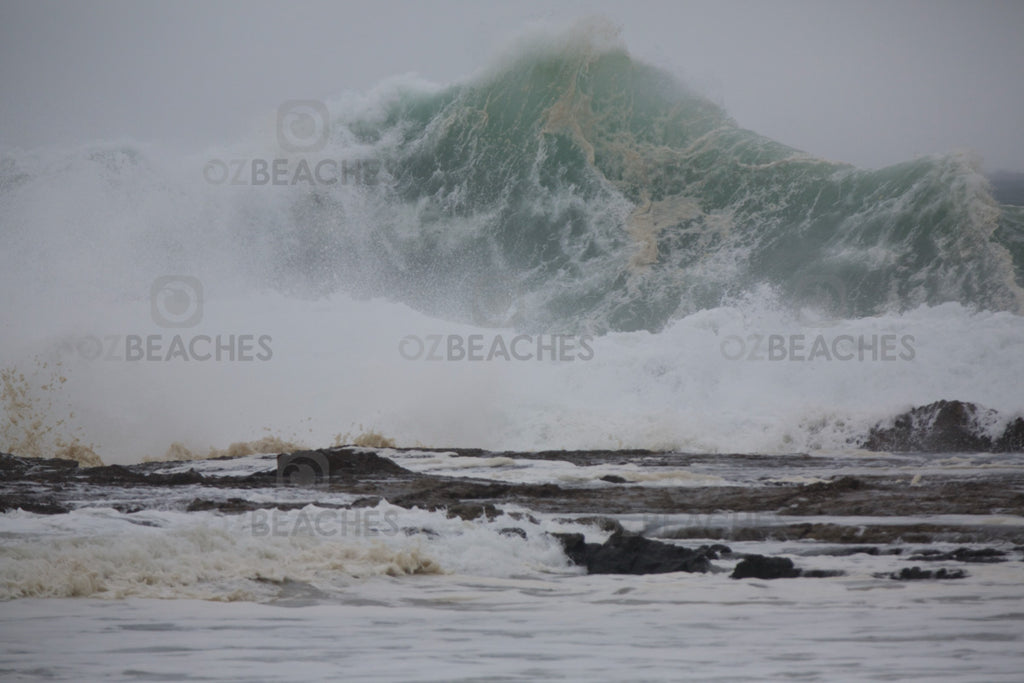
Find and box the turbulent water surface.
[3,448,1024,681]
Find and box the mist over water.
[2,24,1023,464]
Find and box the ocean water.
[3,571,1024,682]
[3,451,1024,681]
[2,22,1024,682]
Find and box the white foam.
[0,504,578,601]
[381,449,730,487]
[3,288,1023,462]
[1,137,1022,464]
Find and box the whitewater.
[3,290,1023,463]
[2,24,1024,682]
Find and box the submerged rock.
[730,554,844,579]
[996,418,1024,452]
[499,527,528,539]
[906,547,1007,563]
[862,400,995,452]
[445,503,500,521]
[812,546,884,557]
[889,567,968,580]
[0,452,79,482]
[276,447,411,485]
[862,400,1024,453]
[552,530,713,574]
[730,555,801,579]
[185,498,340,514]
[699,543,733,560]
[83,465,204,486]
[0,493,70,515]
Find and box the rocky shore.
[4,438,1023,582]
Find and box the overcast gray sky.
[1,0,1022,170]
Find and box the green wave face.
[270,31,1023,333]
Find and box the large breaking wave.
[4,25,1023,334]
[1,23,1022,462]
[287,28,1023,333]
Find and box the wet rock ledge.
[2,439,1023,580]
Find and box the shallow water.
[3,449,1024,681]
[4,567,1024,682]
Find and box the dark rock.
[801,569,846,578]
[804,476,864,492]
[445,503,499,521]
[499,527,528,539]
[506,511,540,524]
[239,470,278,486]
[514,483,565,498]
[0,452,79,482]
[0,494,70,515]
[321,448,410,475]
[600,475,628,484]
[889,566,968,580]
[552,531,712,574]
[159,469,205,486]
[0,452,22,479]
[730,555,801,579]
[402,527,440,538]
[862,400,995,452]
[184,498,321,514]
[586,533,712,574]
[350,496,382,508]
[82,464,150,485]
[551,532,589,566]
[907,547,1007,563]
[814,546,882,556]
[111,503,145,514]
[494,449,657,467]
[696,543,733,559]
[995,417,1024,453]
[389,482,512,510]
[276,448,410,486]
[82,465,204,487]
[188,497,250,513]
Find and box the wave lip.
[2,23,1022,336]
[253,24,1024,333]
